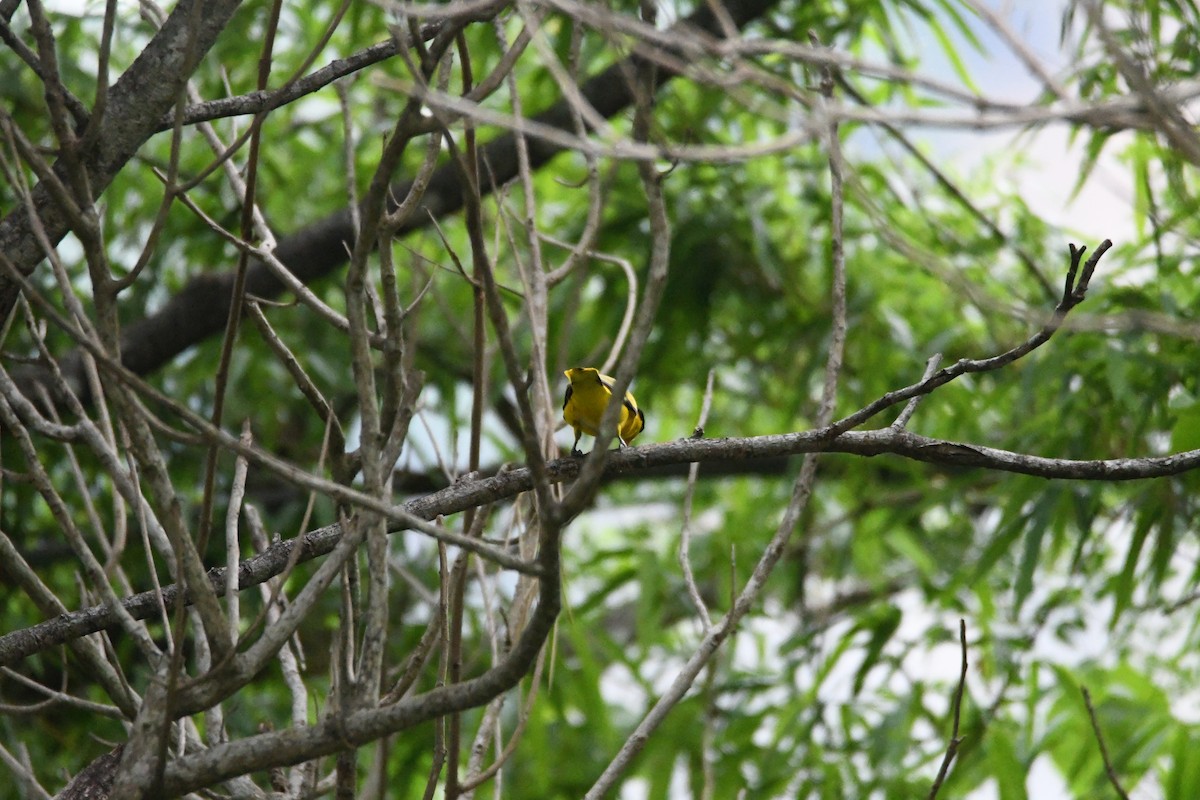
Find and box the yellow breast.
[563,367,644,445]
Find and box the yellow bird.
[562,367,645,456]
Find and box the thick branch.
[6,424,1200,668]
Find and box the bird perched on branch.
[562,367,645,456]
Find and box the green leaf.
[852,604,903,696]
[1014,492,1057,612]
[985,723,1030,800]
[1170,403,1200,453]
[1165,726,1200,800]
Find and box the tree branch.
[16,0,781,406]
[0,0,244,319]
[928,619,969,799]
[1081,686,1132,800]
[11,413,1200,666]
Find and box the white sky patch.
[883,0,1138,244]
[936,125,1138,244]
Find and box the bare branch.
[1081,686,1132,800]
[583,38,851,791]
[0,0,246,319]
[679,370,717,630]
[891,354,943,430]
[928,619,969,799]
[14,252,1200,674]
[12,0,781,406]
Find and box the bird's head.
[564,366,599,384]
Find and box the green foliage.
[7,0,1200,797]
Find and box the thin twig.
[1079,0,1200,167]
[0,740,52,800]
[0,666,123,718]
[558,0,673,518]
[0,238,1140,673]
[224,422,253,636]
[446,31,488,800]
[891,354,943,430]
[960,0,1070,101]
[928,619,969,800]
[458,650,546,792]
[679,370,717,629]
[1081,686,1132,800]
[826,240,1111,437]
[583,35,851,794]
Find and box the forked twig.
[892,353,942,429]
[827,239,1113,438]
